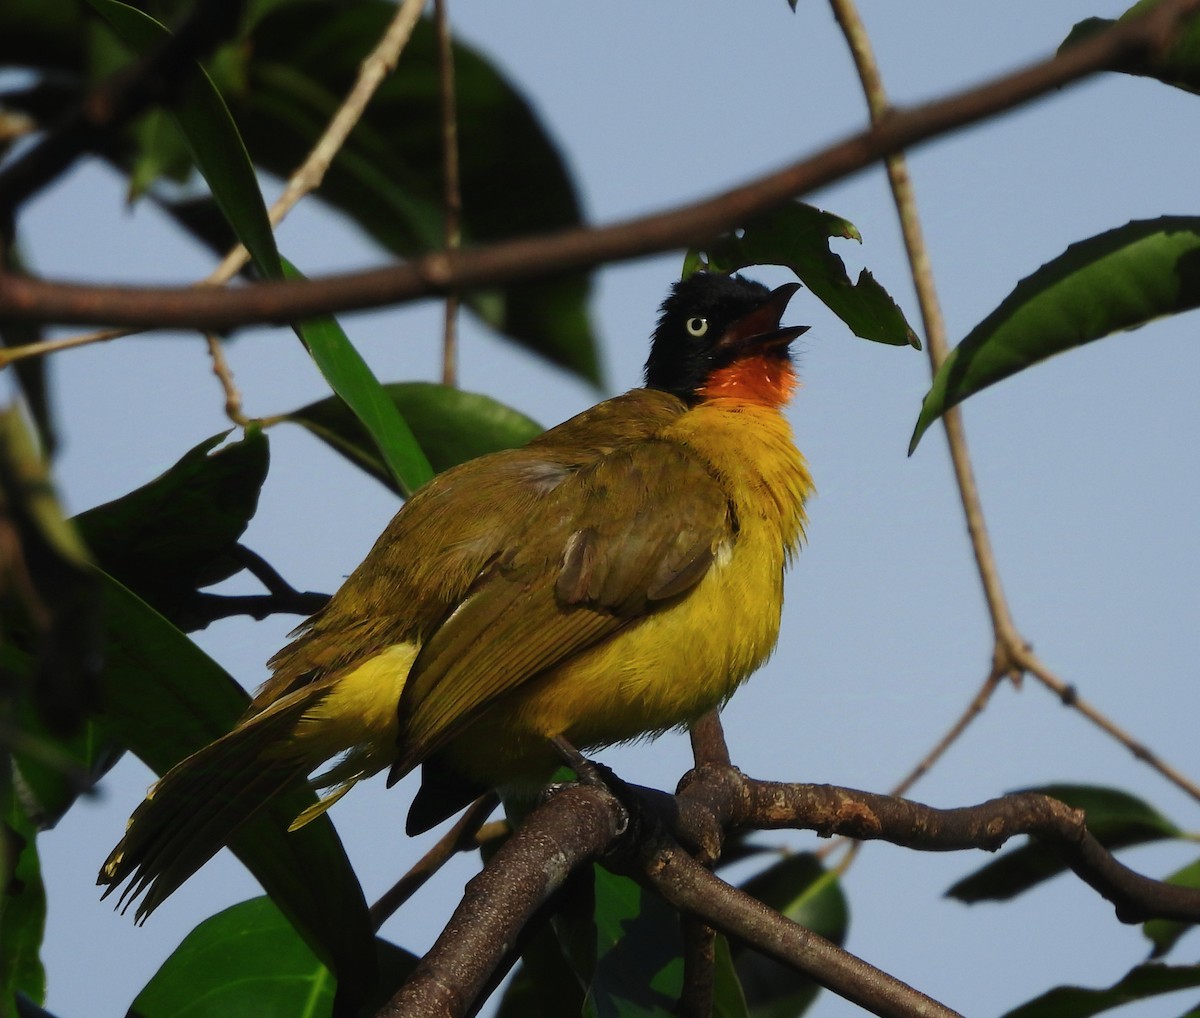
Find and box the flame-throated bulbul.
[100,271,814,918]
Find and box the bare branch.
[2,0,1198,330]
[638,832,963,1018]
[830,0,1020,770]
[369,793,499,930]
[377,784,625,1018]
[1024,651,1200,803]
[735,777,1200,924]
[374,760,1200,1017]
[205,334,249,426]
[678,918,718,1018]
[829,0,1200,810]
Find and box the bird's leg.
[549,734,609,786]
[544,735,631,838]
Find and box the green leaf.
[712,935,751,1018]
[910,216,1200,452]
[1,769,47,1011]
[88,1,433,497]
[131,895,417,1018]
[732,853,848,1018]
[1001,962,1200,1018]
[948,785,1183,904]
[84,0,282,275]
[96,573,378,1006]
[74,429,269,630]
[1061,6,1200,95]
[127,106,194,202]
[131,897,334,1018]
[278,259,434,496]
[493,926,587,1018]
[685,201,920,348]
[0,406,100,734]
[285,382,543,490]
[11,699,114,832]
[239,2,599,382]
[1144,857,1200,958]
[584,865,684,1018]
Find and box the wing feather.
[392,439,733,774]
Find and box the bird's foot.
[549,734,610,786]
[543,735,631,835]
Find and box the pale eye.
[685,317,708,337]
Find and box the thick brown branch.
[376,766,1200,1018]
[1,0,1197,329]
[678,918,718,1018]
[377,785,625,1018]
[735,777,1200,924]
[636,835,963,1018]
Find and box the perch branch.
[375,763,1200,1017]
[734,776,1200,924]
[377,784,625,1018]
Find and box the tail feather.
[99,686,327,921]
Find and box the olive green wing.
[389,439,733,778]
[255,390,686,713]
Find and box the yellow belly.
[288,396,811,792]
[444,528,786,782]
[446,397,811,782]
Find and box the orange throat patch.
[698,355,797,408]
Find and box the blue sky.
[15,2,1200,1015]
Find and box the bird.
[99,270,814,919]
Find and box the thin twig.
[369,793,499,930]
[205,333,249,426]
[1023,651,1200,803]
[828,0,1200,808]
[888,669,1005,801]
[4,0,1200,331]
[829,0,1021,667]
[0,0,427,368]
[0,326,129,366]
[434,0,461,387]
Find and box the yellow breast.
[447,397,812,781]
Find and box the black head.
[643,272,807,403]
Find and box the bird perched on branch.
[100,271,813,918]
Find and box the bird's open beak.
[718,282,809,355]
